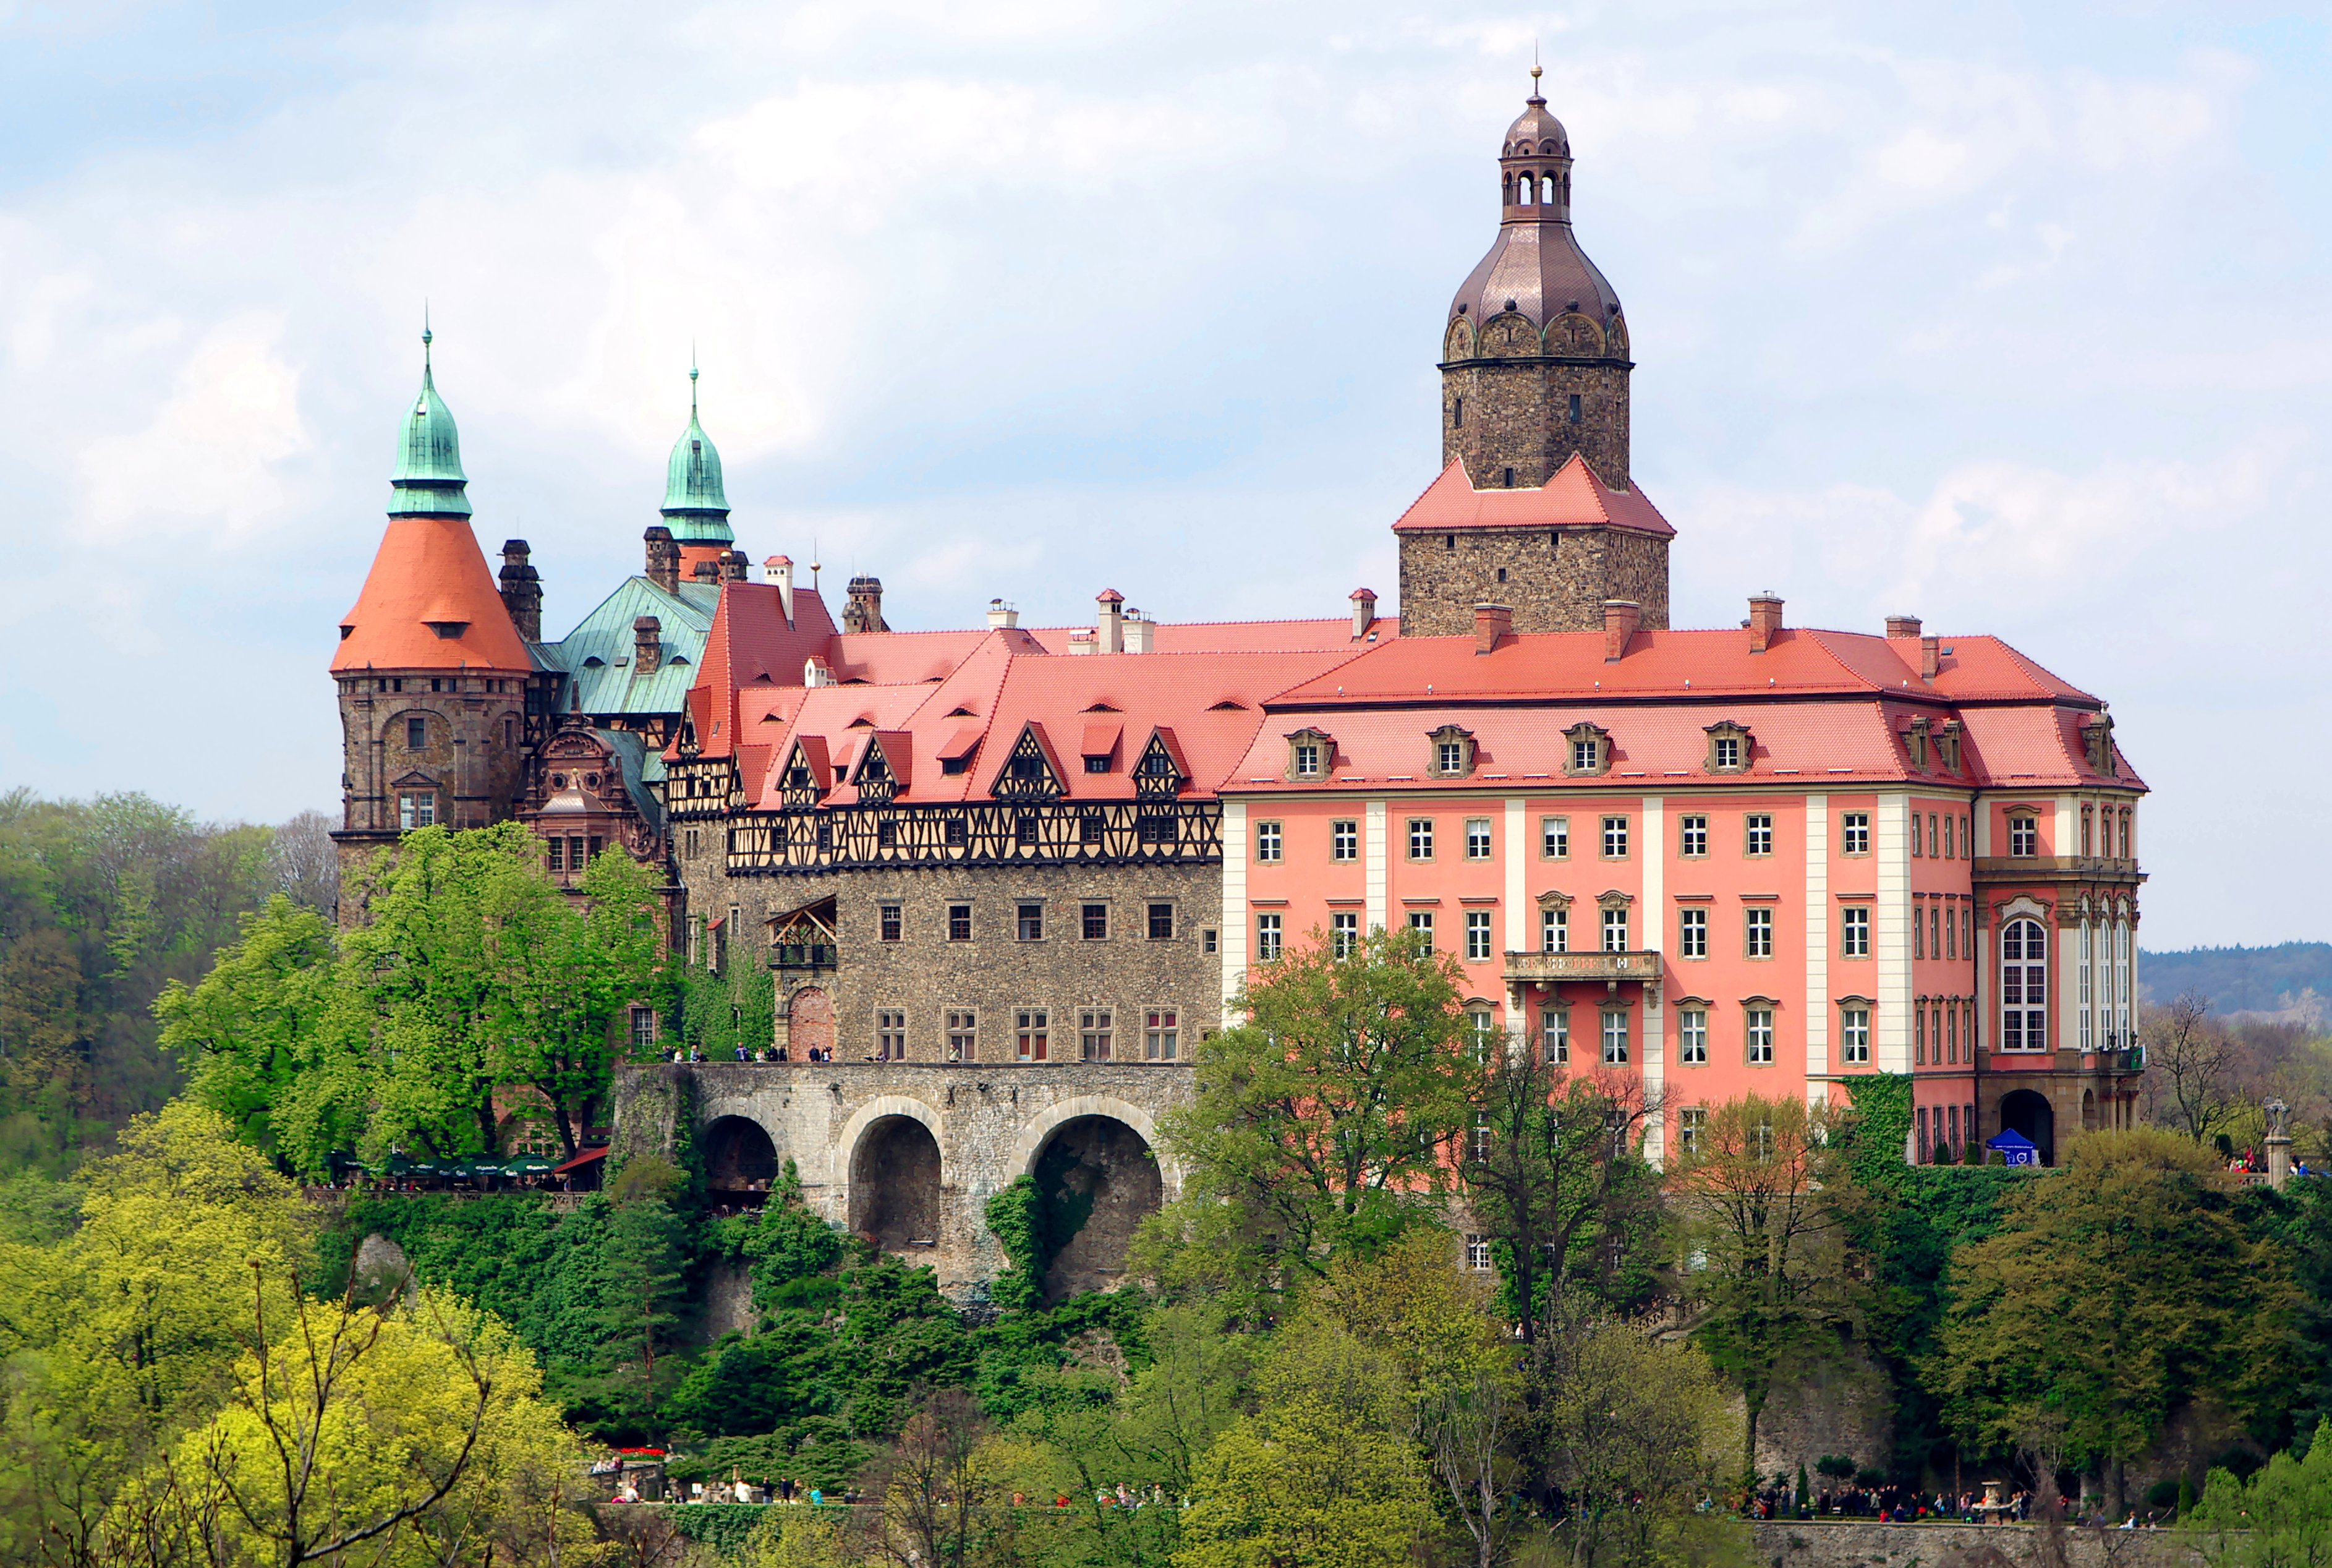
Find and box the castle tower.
[330,330,537,901]
[1398,70,1670,637]
[662,367,734,582]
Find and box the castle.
[334,74,2149,1297]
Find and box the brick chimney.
[765,556,794,625]
[1351,588,1378,639]
[1886,615,1922,640]
[1602,600,1640,662]
[1747,593,1784,654]
[721,550,749,582]
[644,527,680,594]
[633,615,662,675]
[843,576,887,633]
[692,560,720,587]
[1095,589,1125,654]
[1920,637,1941,680]
[498,540,542,641]
[1473,602,1512,655]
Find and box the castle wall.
[1398,523,1670,637]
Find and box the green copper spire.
[388,324,472,518]
[660,362,733,545]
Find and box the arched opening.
[788,986,835,1060]
[704,1115,777,1203]
[2082,1088,2098,1132]
[1517,169,1534,203]
[1031,1116,1164,1302]
[2000,1088,2056,1167]
[1541,173,1557,204]
[851,1115,942,1254]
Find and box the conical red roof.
[333,516,532,671]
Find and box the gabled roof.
[536,577,719,718]
[1390,454,1674,539]
[333,516,533,672]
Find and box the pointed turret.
[389,327,473,518]
[662,365,734,579]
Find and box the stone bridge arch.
[1010,1096,1175,1301]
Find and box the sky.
[0,0,2326,952]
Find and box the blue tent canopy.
[1986,1130,2041,1166]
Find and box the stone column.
[2266,1097,2293,1190]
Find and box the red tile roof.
[333,517,533,671]
[1390,454,1675,539]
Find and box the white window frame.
[1541,906,1568,953]
[1679,1008,1708,1064]
[1255,821,1282,863]
[1841,811,1870,856]
[2009,816,2038,857]
[1541,816,1570,859]
[1840,1006,1870,1065]
[1679,814,1708,858]
[1677,1107,1706,1153]
[1465,817,1493,861]
[1330,910,1358,958]
[1465,910,1493,960]
[1601,1008,1630,1065]
[1406,910,1435,946]
[1745,1007,1776,1065]
[1331,819,1358,861]
[1601,815,1629,859]
[1679,907,1708,959]
[1745,906,1774,958]
[1464,1234,1493,1271]
[1744,812,1773,857]
[1256,913,1283,961]
[1841,906,1870,958]
[1408,818,1435,860]
[1601,906,1629,953]
[2001,918,2049,1052]
[1541,1007,1569,1064]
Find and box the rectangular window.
[1601,906,1628,953]
[1331,819,1358,861]
[1017,902,1045,940]
[629,1007,658,1048]
[1744,813,1773,857]
[1256,913,1283,961]
[1541,1007,1569,1065]
[1439,741,1468,775]
[1601,816,1629,858]
[589,835,603,861]
[1331,911,1358,958]
[1202,927,1217,954]
[1572,736,1600,772]
[1465,817,1492,860]
[2009,816,2037,857]
[948,904,972,941]
[1293,741,1322,777]
[546,836,563,872]
[1079,1009,1113,1060]
[1948,1006,1959,1063]
[1712,735,1741,770]
[1677,1107,1706,1153]
[1842,906,1870,958]
[1918,1106,1930,1161]
[1081,903,1109,940]
[878,1010,906,1060]
[684,827,700,858]
[1943,814,1955,859]
[1407,911,1435,947]
[1745,1008,1775,1064]
[945,817,968,847]
[1148,903,1175,940]
[1930,814,1940,858]
[1084,755,1110,775]
[1541,816,1569,859]
[1541,906,1568,953]
[1256,821,1283,863]
[1144,1008,1179,1060]
[1469,1111,1493,1161]
[1408,819,1435,860]
[1016,814,1039,846]
[1912,816,1923,857]
[880,905,903,942]
[1745,906,1773,958]
[1016,1009,1049,1062]
[1946,903,1957,960]
[1465,1010,1495,1058]
[1465,910,1493,960]
[1931,906,1942,960]
[1679,814,1708,858]
[1679,906,1708,959]
[406,715,427,749]
[1915,1007,1926,1064]
[1841,811,1870,856]
[1840,1007,1870,1065]
[1601,1008,1630,1065]
[1679,1008,1708,1064]
[398,791,436,830]
[1465,1234,1493,1271]
[946,1009,977,1062]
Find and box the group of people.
[663,1046,841,1063]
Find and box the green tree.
[157,897,343,1156]
[1667,1093,1866,1481]
[584,1194,691,1440]
[1541,1324,1746,1568]
[1153,926,1478,1291]
[1931,1128,2299,1517]
[2185,1420,2332,1567]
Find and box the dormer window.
[1904,717,1931,771]
[1562,722,1611,778]
[1284,728,1332,782]
[1703,722,1752,775]
[1427,725,1476,780]
[2081,714,2116,776]
[1935,719,1963,774]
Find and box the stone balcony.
[1500,949,1662,985]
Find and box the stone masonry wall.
[1749,1520,2202,1568]
[612,1059,1193,1298]
[674,858,1223,1064]
[1440,357,1631,492]
[1398,524,1671,638]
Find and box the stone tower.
[330,331,537,909]
[1398,70,1670,638]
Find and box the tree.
[872,1388,990,1568]
[157,898,343,1158]
[1667,1093,1866,1481]
[1154,926,1479,1289]
[2143,992,2241,1147]
[2185,1418,2332,1568]
[1931,1128,2299,1518]
[585,1193,691,1441]
[1540,1325,1746,1568]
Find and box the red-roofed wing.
[1389,454,1674,539]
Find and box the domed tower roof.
[1445,66,1624,336]
[660,366,734,548]
[388,327,471,518]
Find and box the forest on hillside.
[2142,942,2332,1017]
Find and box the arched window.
[1517,171,1534,204]
[1541,173,1557,204]
[1502,174,1514,205]
[2001,918,2048,1052]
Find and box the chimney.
[843,576,887,634]
[1601,600,1640,662]
[1885,615,1922,640]
[498,540,542,641]
[644,527,680,594]
[692,560,721,587]
[721,549,749,583]
[765,556,795,625]
[1747,593,1784,654]
[1474,602,1513,655]
[1096,589,1125,654]
[985,598,1019,629]
[633,615,662,675]
[1123,609,1154,654]
[1920,637,1941,680]
[1350,587,1378,638]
